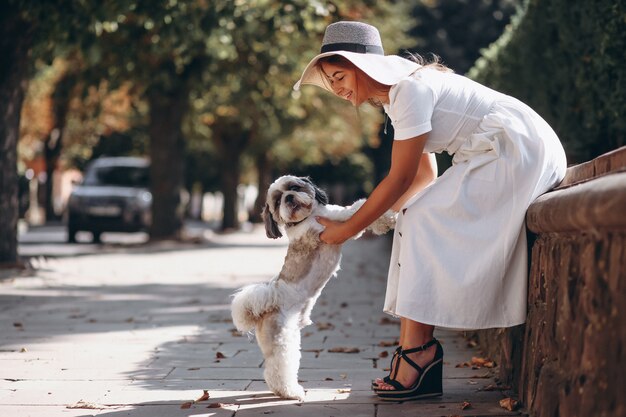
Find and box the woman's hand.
[316,217,354,245]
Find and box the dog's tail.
[230,282,280,332]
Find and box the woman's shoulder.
[389,72,439,104]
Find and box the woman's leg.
[377,319,436,390]
[373,317,407,387]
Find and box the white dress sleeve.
[387,78,436,141]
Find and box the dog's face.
[262,176,328,239]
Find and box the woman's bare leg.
[377,319,436,390]
[373,317,407,387]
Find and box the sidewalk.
[1,226,523,417]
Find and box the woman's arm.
[391,152,437,211]
[318,133,430,244]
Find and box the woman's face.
[320,61,364,106]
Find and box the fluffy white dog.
[231,175,395,400]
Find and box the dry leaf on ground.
[460,401,472,410]
[456,356,495,369]
[207,402,234,408]
[196,390,210,402]
[316,322,334,330]
[180,402,193,409]
[328,346,360,353]
[215,352,226,359]
[379,350,389,358]
[499,397,520,411]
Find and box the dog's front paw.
[369,210,397,235]
[299,317,313,328]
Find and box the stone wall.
[473,147,626,417]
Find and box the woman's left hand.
[316,217,354,245]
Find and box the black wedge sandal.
[375,338,443,401]
[371,346,402,390]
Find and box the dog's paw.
[369,210,397,235]
[298,318,313,328]
[281,385,306,401]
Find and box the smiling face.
[320,61,361,106]
[319,56,389,107]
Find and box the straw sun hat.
[293,21,420,92]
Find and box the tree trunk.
[44,129,62,221]
[250,151,272,223]
[43,71,75,222]
[213,123,250,231]
[0,9,33,264]
[147,86,187,240]
[220,145,241,231]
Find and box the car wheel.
[67,227,78,243]
[92,231,102,243]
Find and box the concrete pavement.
[1,225,523,416]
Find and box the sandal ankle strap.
[402,338,438,355]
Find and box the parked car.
[66,157,152,243]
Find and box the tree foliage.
[468,0,626,162]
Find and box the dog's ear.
[262,203,282,239]
[302,177,328,205]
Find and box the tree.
[409,0,520,74]
[191,1,417,227]
[1,1,97,263]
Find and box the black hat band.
[320,42,384,55]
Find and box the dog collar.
[286,218,307,228]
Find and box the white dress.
[382,69,567,330]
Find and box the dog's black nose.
[285,194,294,203]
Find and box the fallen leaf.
[207,402,234,408]
[379,317,399,325]
[471,356,495,368]
[20,348,27,353]
[324,377,334,381]
[328,347,360,353]
[67,400,108,410]
[316,322,334,331]
[340,373,347,379]
[460,401,472,410]
[188,367,200,371]
[379,351,389,358]
[336,388,351,393]
[124,318,134,323]
[180,402,193,409]
[215,352,226,359]
[378,340,398,347]
[340,302,348,308]
[499,397,520,411]
[196,390,210,402]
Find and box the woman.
[294,21,567,401]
